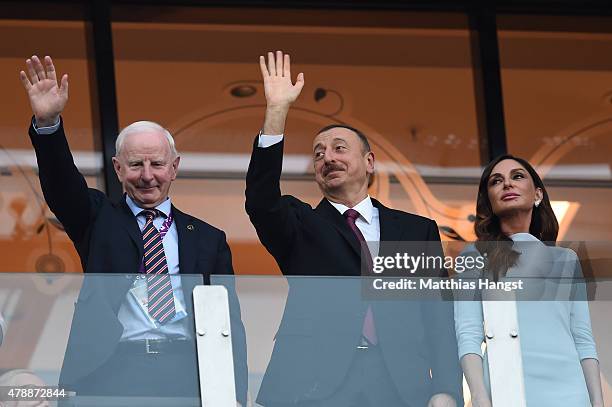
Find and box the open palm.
[260,51,304,108]
[20,55,68,126]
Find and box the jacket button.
[510,330,518,338]
[486,331,494,339]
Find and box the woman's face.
[487,159,543,218]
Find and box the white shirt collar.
[327,195,374,224]
[125,195,172,218]
[509,232,539,242]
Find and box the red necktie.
[344,209,378,345]
[141,209,176,324]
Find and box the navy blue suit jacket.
[29,120,247,404]
[246,137,462,405]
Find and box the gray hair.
[115,121,178,158]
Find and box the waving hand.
[259,51,304,135]
[19,55,68,127]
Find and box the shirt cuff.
[257,132,284,148]
[32,117,61,135]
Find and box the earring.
[534,200,541,208]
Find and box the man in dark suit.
[20,55,247,405]
[246,51,462,406]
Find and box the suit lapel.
[372,198,405,257]
[315,198,361,257]
[118,197,144,260]
[173,205,198,276]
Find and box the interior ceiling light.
[230,85,257,98]
[314,87,327,102]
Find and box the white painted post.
[193,285,236,407]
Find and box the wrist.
[265,104,290,114]
[471,392,490,401]
[263,106,289,135]
[473,395,491,406]
[35,115,60,128]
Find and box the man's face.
[112,131,179,209]
[312,127,374,198]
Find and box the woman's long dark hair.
[475,155,559,279]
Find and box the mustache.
[322,164,344,176]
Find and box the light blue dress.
[454,233,598,406]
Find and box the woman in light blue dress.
[454,155,603,407]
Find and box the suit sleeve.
[245,135,298,267]
[423,219,464,402]
[28,118,95,246]
[214,231,248,405]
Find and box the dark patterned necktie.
[344,208,378,345]
[140,209,176,324]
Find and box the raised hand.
[19,55,68,127]
[260,50,304,108]
[259,51,304,135]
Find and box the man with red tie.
[246,51,462,406]
[20,55,247,405]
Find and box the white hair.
[115,121,178,158]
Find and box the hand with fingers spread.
[260,50,304,108]
[19,55,68,127]
[259,50,304,135]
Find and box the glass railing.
[212,274,464,406]
[2,240,612,407]
[0,273,217,406]
[210,240,612,406]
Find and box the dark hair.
[317,124,371,154]
[475,154,559,279]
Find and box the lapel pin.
[187,224,194,231]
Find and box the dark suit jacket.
[29,120,247,404]
[246,137,462,405]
